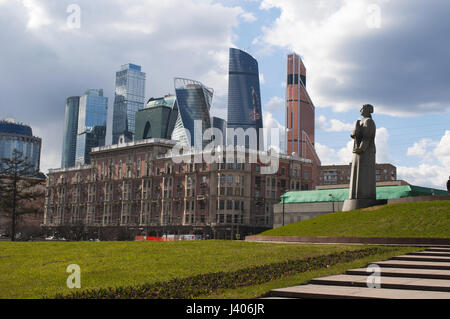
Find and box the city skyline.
[0,0,449,189]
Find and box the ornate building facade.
[44,139,312,239]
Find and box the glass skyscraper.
[172,78,213,147]
[61,96,80,168]
[134,95,179,140]
[211,116,227,146]
[75,89,108,165]
[112,63,146,144]
[0,118,41,172]
[227,48,264,150]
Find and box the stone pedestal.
[342,199,385,211]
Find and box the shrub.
[55,247,393,299]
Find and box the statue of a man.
[343,104,377,211]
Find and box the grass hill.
[261,201,450,238]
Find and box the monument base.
[341,199,386,212]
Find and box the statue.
[447,176,450,194]
[342,104,379,211]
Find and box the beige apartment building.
[319,163,397,187]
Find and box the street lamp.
[328,194,335,213]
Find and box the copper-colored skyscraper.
[285,53,321,189]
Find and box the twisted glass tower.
[227,48,263,149]
[112,63,146,144]
[172,78,213,147]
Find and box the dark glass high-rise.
[227,48,263,150]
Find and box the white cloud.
[398,164,449,189]
[315,142,338,165]
[397,130,450,189]
[265,96,284,113]
[328,119,353,132]
[240,11,257,22]
[316,115,354,132]
[433,130,450,167]
[375,127,391,163]
[337,140,354,165]
[262,111,284,151]
[22,0,52,29]
[259,72,265,84]
[315,126,391,165]
[316,115,353,132]
[259,0,450,116]
[407,138,438,157]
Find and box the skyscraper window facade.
[112,63,146,144]
[61,96,80,168]
[75,89,108,165]
[172,78,213,148]
[285,53,321,189]
[135,95,179,140]
[227,48,263,150]
[0,118,41,172]
[212,116,227,146]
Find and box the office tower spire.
[112,63,146,144]
[227,48,263,149]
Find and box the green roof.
[280,185,448,204]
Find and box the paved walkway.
[268,247,450,299]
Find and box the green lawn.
[261,201,450,238]
[0,240,377,298]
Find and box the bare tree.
[0,149,44,241]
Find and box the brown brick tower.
[285,53,321,189]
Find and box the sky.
[0,0,449,189]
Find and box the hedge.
[55,247,393,299]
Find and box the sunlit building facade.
[285,53,321,189]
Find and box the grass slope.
[261,201,450,238]
[0,240,366,298]
[199,246,421,299]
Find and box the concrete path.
[268,247,450,299]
